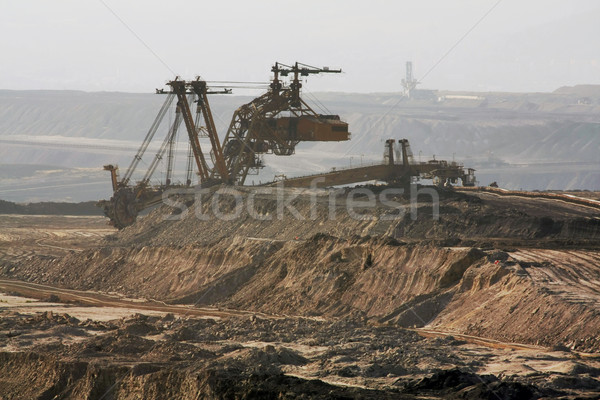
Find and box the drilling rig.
[99,62,350,228]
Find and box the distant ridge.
[553,84,600,97]
[0,199,102,215]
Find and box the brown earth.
[1,187,600,398]
[1,307,569,399]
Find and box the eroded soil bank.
[1,187,599,398]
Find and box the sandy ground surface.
[0,292,168,321]
[0,214,112,261]
[1,288,600,399]
[1,192,600,398]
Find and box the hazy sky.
[1,0,599,93]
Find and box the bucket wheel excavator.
[99,62,350,228]
[99,61,476,228]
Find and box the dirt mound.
[227,345,309,367]
[110,187,600,247]
[553,84,600,97]
[2,187,600,397]
[403,368,541,400]
[3,188,600,351]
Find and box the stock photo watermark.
[162,180,440,222]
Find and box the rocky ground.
[1,187,600,398]
[1,298,596,399]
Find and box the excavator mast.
[167,78,231,184]
[99,78,232,228]
[221,62,349,185]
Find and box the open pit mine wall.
[3,188,600,352]
[7,231,600,352]
[457,186,600,210]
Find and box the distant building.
[577,97,592,105]
[438,94,486,102]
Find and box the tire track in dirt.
[510,249,600,309]
[456,187,600,214]
[0,279,274,320]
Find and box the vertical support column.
[169,80,210,181]
[165,106,181,186]
[191,80,230,182]
[399,139,409,167]
[185,143,194,186]
[385,139,395,165]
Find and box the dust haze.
[1,1,600,399]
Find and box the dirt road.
[0,277,587,357]
[0,278,267,319]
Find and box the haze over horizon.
[1,0,599,94]
[0,0,599,202]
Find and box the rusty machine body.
[219,62,349,185]
[100,62,475,228]
[98,79,233,228]
[274,139,476,188]
[100,63,350,228]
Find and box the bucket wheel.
[104,188,138,229]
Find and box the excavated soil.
[1,186,600,398]
[0,306,596,399]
